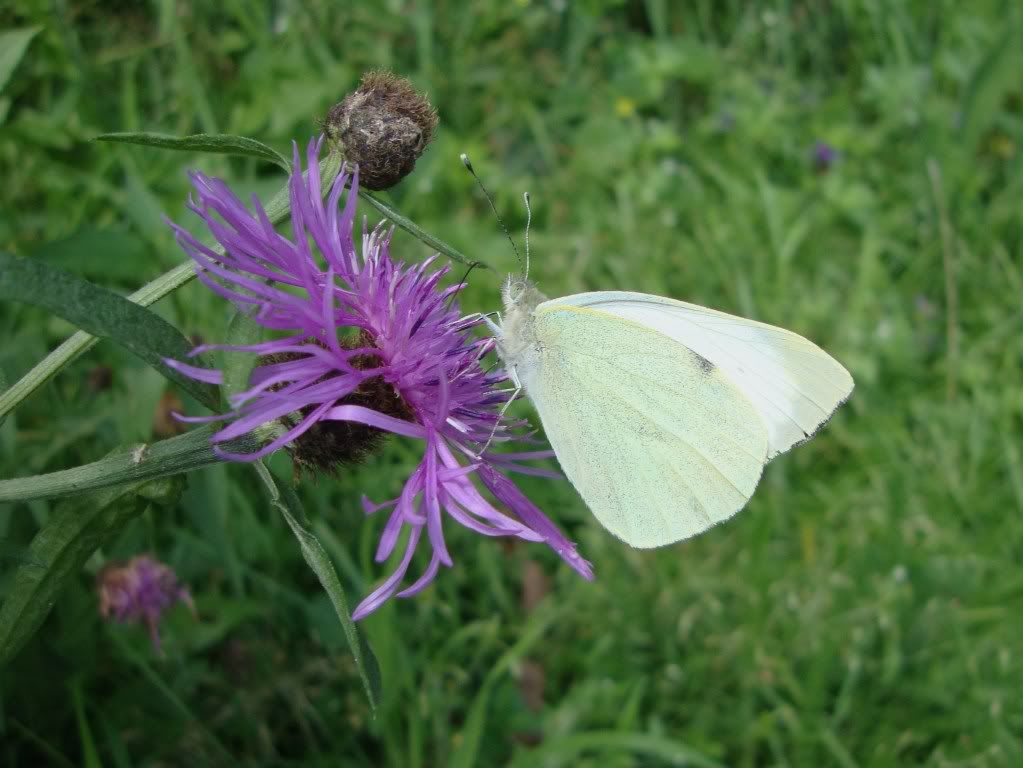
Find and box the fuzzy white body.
[492,276,854,548]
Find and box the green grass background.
[2,1,1022,765]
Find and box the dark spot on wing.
[690,350,714,374]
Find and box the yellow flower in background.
[990,134,1016,159]
[615,97,636,118]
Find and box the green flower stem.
[358,189,485,270]
[0,424,259,503]
[0,150,482,420]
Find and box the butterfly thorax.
[498,276,547,363]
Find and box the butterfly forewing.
[546,292,854,459]
[519,303,769,548]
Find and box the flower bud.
[325,71,438,190]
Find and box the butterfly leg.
[481,311,503,337]
[476,372,521,458]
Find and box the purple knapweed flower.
[97,555,195,651]
[812,140,839,172]
[166,137,593,619]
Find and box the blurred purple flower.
[166,137,593,619]
[98,555,194,652]
[812,140,839,172]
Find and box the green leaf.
[252,462,382,713]
[0,424,258,503]
[0,251,220,411]
[0,26,41,95]
[32,228,151,284]
[95,131,291,172]
[69,679,103,768]
[0,474,185,664]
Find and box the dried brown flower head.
[325,71,438,190]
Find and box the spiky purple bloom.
[812,140,839,172]
[98,555,195,651]
[166,137,593,619]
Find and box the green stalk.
[0,425,258,503]
[358,189,483,270]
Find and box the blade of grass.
[927,158,959,402]
[108,633,233,764]
[252,461,382,713]
[508,732,725,768]
[0,364,7,429]
[0,26,42,95]
[69,679,103,768]
[8,719,77,768]
[450,602,556,768]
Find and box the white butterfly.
[487,275,854,549]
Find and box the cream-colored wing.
[544,292,854,458]
[519,304,769,548]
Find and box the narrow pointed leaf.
[0,26,41,95]
[0,474,186,664]
[0,424,258,503]
[253,462,382,713]
[0,252,219,410]
[95,132,291,172]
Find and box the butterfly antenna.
[522,191,532,280]
[444,260,480,312]
[461,153,524,275]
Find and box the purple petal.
[163,358,224,385]
[395,550,442,598]
[352,526,422,620]
[479,464,594,581]
[323,405,427,439]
